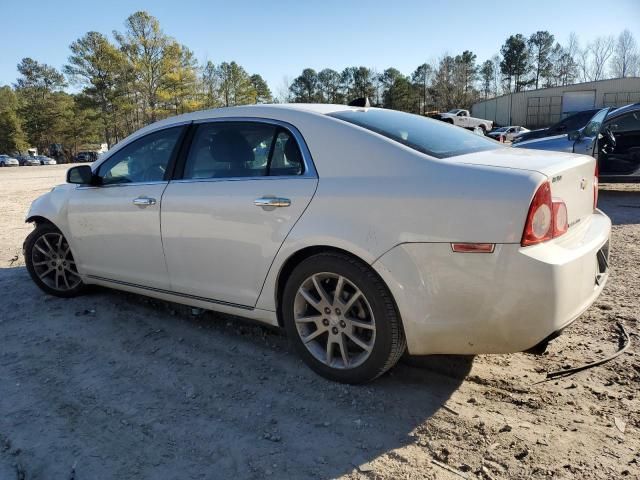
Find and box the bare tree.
[611,29,639,77]
[567,32,580,60]
[588,36,615,81]
[491,54,501,96]
[275,75,292,103]
[577,46,591,82]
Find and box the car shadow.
[598,187,640,225]
[0,265,472,479]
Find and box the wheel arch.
[26,215,57,228]
[273,245,401,329]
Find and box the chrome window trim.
[170,176,318,185]
[183,116,318,180]
[76,181,168,190]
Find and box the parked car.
[0,154,19,167]
[512,109,601,145]
[432,109,494,133]
[513,104,640,183]
[488,126,529,142]
[36,155,57,166]
[74,151,98,163]
[18,155,41,166]
[24,105,610,383]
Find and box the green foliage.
[64,31,126,147]
[15,58,69,153]
[500,34,530,92]
[479,60,494,99]
[0,86,27,153]
[250,74,273,104]
[290,68,320,103]
[317,69,342,103]
[528,31,555,89]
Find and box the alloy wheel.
[294,272,376,369]
[31,232,82,291]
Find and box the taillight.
[594,162,599,209]
[552,200,568,236]
[521,181,569,246]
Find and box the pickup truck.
[434,109,493,133]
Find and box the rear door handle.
[254,197,291,208]
[133,196,156,206]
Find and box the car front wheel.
[282,252,406,383]
[25,223,86,297]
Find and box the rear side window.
[183,122,304,179]
[328,109,499,159]
[606,111,640,133]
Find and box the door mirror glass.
[67,165,94,184]
[567,130,581,141]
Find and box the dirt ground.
[0,164,638,480]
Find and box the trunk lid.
[454,147,596,232]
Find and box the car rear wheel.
[282,252,406,383]
[25,223,86,297]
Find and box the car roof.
[164,103,355,124]
[608,103,640,118]
[108,103,361,152]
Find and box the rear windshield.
[328,109,500,159]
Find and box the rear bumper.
[372,210,612,355]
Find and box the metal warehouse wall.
[471,77,640,128]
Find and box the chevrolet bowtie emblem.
[580,178,587,190]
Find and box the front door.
[161,120,317,307]
[67,126,185,289]
[598,109,640,176]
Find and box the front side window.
[98,127,183,185]
[582,109,609,138]
[183,122,304,179]
[329,109,499,159]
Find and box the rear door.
[160,120,318,308]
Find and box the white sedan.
[0,154,19,167]
[23,104,611,383]
[487,126,529,142]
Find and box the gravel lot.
[0,164,638,480]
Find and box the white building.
[471,77,640,128]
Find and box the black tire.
[24,223,86,298]
[282,252,406,384]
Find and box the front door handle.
[133,196,156,206]
[254,197,291,208]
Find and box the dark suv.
[512,109,600,144]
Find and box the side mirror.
[67,165,94,185]
[567,130,581,141]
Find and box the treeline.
[0,11,638,157]
[286,29,639,113]
[0,11,272,156]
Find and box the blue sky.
[1,0,639,93]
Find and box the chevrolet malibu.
[24,104,611,383]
